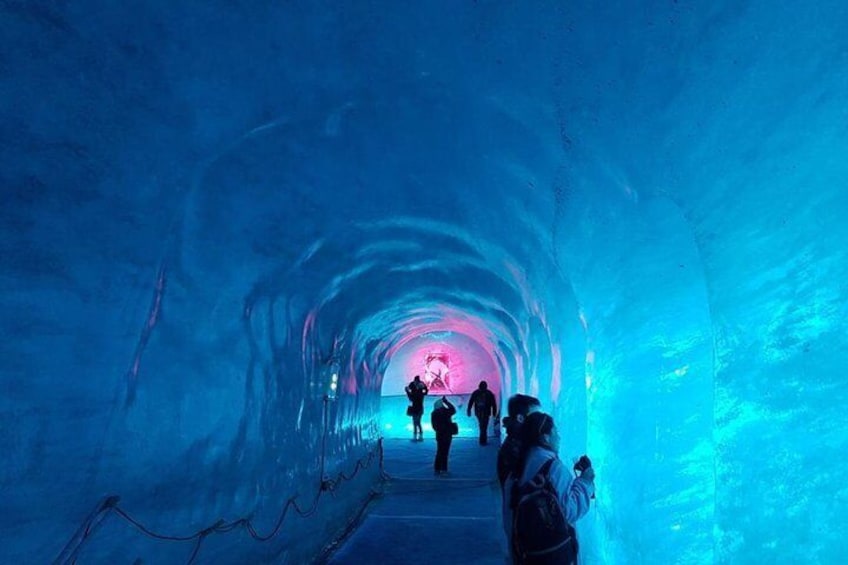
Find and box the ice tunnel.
[1,1,847,563]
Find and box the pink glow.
[303,303,522,401]
[585,349,595,391]
[301,308,319,377]
[382,332,500,400]
[380,305,509,387]
[422,351,451,391]
[343,357,358,394]
[550,343,562,402]
[387,312,496,355]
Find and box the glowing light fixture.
[327,372,339,400]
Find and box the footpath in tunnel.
[322,437,508,564]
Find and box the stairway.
[324,437,508,564]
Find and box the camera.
[573,455,592,473]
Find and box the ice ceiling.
[1,1,847,563]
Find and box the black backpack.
[510,458,578,564]
[474,390,495,416]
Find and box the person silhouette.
[467,380,497,445]
[404,375,428,441]
[430,396,457,475]
[497,394,541,487]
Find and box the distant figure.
[405,376,429,441]
[467,380,497,445]
[430,396,457,476]
[497,394,542,488]
[505,412,594,564]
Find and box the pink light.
[342,357,357,394]
[301,309,319,376]
[381,331,501,399]
[584,349,595,391]
[423,351,451,391]
[383,306,506,380]
[550,344,562,402]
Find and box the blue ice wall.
[2,1,847,563]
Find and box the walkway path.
[323,437,508,564]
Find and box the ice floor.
[322,437,507,565]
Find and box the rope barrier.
[313,487,385,564]
[54,429,386,565]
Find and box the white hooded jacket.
[502,445,594,558]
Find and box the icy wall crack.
[125,265,166,406]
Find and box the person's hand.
[573,455,592,473]
[573,455,595,482]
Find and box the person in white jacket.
[503,411,595,563]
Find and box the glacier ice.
[1,1,846,563]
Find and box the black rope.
[111,507,204,542]
[321,446,382,492]
[54,436,386,565]
[185,536,204,565]
[312,487,385,564]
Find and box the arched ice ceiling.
[1,1,846,563]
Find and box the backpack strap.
[536,457,555,479]
[510,457,556,510]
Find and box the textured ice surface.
[1,1,847,563]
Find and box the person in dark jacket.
[467,380,497,445]
[497,394,541,487]
[405,375,429,441]
[430,396,457,475]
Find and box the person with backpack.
[430,396,458,476]
[405,375,429,441]
[467,380,497,445]
[497,394,542,488]
[505,412,595,564]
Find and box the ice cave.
[1,1,846,563]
